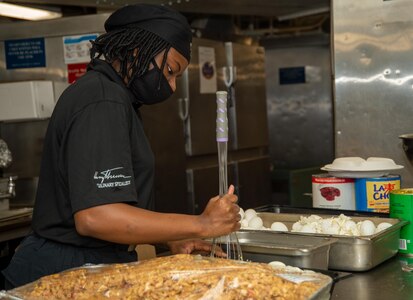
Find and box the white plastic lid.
[324,157,403,171]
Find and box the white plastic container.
[0,81,67,121]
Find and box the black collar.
[87,59,141,111]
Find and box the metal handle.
[223,42,237,87]
[178,69,190,121]
[216,91,228,196]
[225,42,234,67]
[223,66,234,87]
[216,91,228,142]
[178,97,189,121]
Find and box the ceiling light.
[0,2,62,21]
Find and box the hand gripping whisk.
[210,91,243,261]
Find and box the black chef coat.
[2,59,155,288]
[32,59,155,247]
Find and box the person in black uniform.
[2,4,240,289]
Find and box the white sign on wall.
[63,34,98,64]
[198,46,217,94]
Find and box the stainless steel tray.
[276,271,333,300]
[237,230,337,270]
[0,293,20,300]
[309,279,332,300]
[254,212,408,271]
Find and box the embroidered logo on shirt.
[93,167,132,189]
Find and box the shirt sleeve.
[65,100,138,213]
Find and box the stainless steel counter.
[332,255,413,299]
[0,206,412,300]
[0,208,32,243]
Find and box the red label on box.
[68,63,88,84]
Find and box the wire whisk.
[210,91,243,261]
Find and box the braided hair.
[90,25,171,87]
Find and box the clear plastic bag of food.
[0,254,332,300]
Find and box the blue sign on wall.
[5,37,46,69]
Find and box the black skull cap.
[104,4,192,62]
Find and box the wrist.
[194,215,209,239]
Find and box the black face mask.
[128,59,173,105]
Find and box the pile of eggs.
[239,208,392,236]
[291,214,392,236]
[240,208,289,231]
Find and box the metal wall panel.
[264,44,333,169]
[140,99,189,214]
[332,0,413,187]
[0,121,47,178]
[231,43,269,150]
[237,156,272,209]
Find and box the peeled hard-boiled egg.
[376,222,392,233]
[320,219,333,233]
[323,223,340,235]
[359,220,376,236]
[340,220,357,235]
[300,224,317,233]
[244,209,257,221]
[284,266,302,273]
[292,222,303,232]
[268,261,286,269]
[248,216,263,229]
[271,222,288,232]
[343,220,357,231]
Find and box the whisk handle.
[216,91,228,142]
